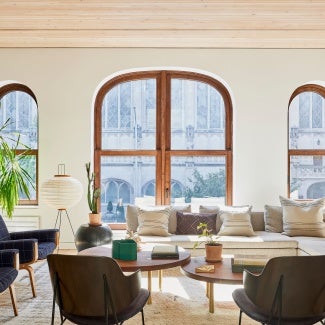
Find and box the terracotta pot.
[205,243,222,263]
[88,213,102,226]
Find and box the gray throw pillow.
[264,205,283,233]
[176,212,218,235]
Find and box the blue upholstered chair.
[0,249,19,316]
[0,215,59,297]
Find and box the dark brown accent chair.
[0,249,19,316]
[232,255,325,325]
[47,254,150,325]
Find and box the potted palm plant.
[194,222,222,262]
[0,119,34,218]
[85,162,101,226]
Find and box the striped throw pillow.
[279,196,325,237]
[217,205,255,236]
[137,208,171,236]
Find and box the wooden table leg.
[158,270,163,291]
[147,270,152,304]
[208,282,214,313]
[206,282,210,298]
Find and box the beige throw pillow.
[199,205,221,232]
[264,205,283,233]
[279,196,325,237]
[168,205,191,234]
[126,204,139,232]
[217,205,255,236]
[137,207,171,236]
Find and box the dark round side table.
[74,223,113,252]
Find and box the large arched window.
[95,70,233,227]
[0,82,38,205]
[288,83,325,199]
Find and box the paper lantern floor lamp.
[42,164,83,239]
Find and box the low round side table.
[74,223,113,252]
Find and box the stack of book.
[231,254,269,273]
[151,245,179,259]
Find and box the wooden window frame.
[95,70,233,228]
[288,84,325,198]
[0,83,38,206]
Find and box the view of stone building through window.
[289,90,325,199]
[99,73,229,223]
[0,89,37,201]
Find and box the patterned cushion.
[279,196,325,237]
[264,205,283,233]
[0,216,10,241]
[176,212,218,235]
[0,267,18,294]
[217,205,255,236]
[137,208,171,236]
[38,242,57,260]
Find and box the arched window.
[95,70,233,227]
[0,83,38,205]
[288,83,325,199]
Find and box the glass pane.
[171,156,226,211]
[19,155,36,200]
[0,91,38,149]
[101,79,156,150]
[100,156,156,223]
[289,91,325,149]
[290,155,325,199]
[171,79,225,150]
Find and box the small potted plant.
[194,222,222,263]
[86,162,101,226]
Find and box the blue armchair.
[0,249,19,316]
[0,215,59,297]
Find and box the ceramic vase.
[88,213,102,226]
[205,243,223,263]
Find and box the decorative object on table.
[151,244,179,259]
[74,223,113,252]
[195,264,215,273]
[112,239,137,261]
[231,254,268,273]
[194,222,222,263]
[42,164,83,237]
[0,118,34,218]
[85,162,101,226]
[125,230,142,250]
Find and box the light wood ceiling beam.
[1,29,325,48]
[1,0,325,48]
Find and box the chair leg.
[20,265,36,297]
[141,309,145,325]
[9,284,18,316]
[238,310,242,325]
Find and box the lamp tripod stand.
[54,209,75,252]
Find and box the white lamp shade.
[42,175,83,210]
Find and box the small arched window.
[288,83,325,199]
[0,83,38,205]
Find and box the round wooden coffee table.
[79,244,191,304]
[181,256,243,313]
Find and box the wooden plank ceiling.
[1,0,325,48]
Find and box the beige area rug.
[0,261,259,325]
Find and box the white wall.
[1,48,324,246]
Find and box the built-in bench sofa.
[124,203,325,257]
